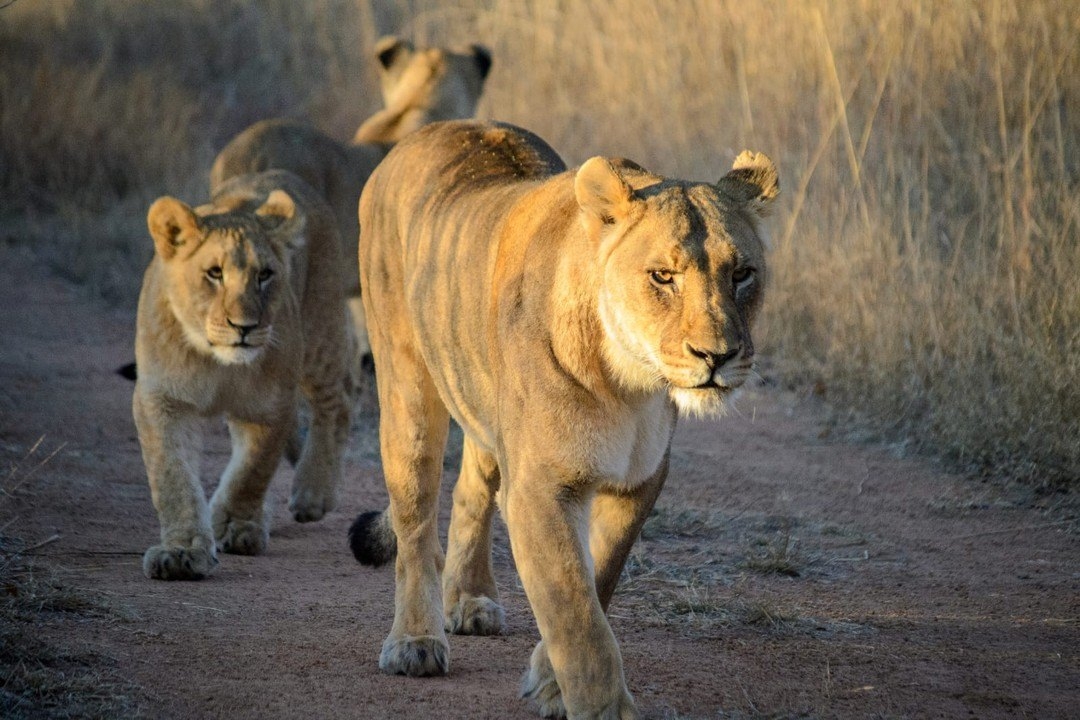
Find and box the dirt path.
[2,246,1078,719]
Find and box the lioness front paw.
[445,594,506,635]
[142,544,218,581]
[379,634,449,677]
[521,642,565,718]
[289,482,336,523]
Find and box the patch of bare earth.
[1,246,1077,719]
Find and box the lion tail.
[347,509,397,567]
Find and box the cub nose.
[686,343,739,368]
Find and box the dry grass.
[742,531,802,578]
[1,0,1077,487]
[1,439,142,718]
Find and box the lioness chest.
[565,392,676,489]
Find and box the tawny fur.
[353,120,778,719]
[135,170,351,581]
[209,37,491,363]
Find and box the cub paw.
[289,482,336,523]
[214,515,268,555]
[445,594,506,636]
[521,641,565,718]
[142,544,218,581]
[379,634,449,677]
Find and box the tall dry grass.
[1,0,1077,486]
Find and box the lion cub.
[350,121,778,718]
[210,36,492,363]
[135,171,351,580]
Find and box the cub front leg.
[506,477,638,720]
[443,437,506,636]
[134,392,217,580]
[209,412,293,555]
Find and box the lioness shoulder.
[351,121,778,718]
[135,170,351,581]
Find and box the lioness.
[135,170,351,580]
[210,36,492,362]
[349,121,778,718]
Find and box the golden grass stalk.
[1,0,1076,486]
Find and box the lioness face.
[577,156,777,417]
[147,192,302,366]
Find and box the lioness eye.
[206,266,223,281]
[732,267,754,285]
[258,268,274,283]
[650,270,675,286]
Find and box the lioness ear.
[375,36,413,70]
[575,157,635,233]
[147,196,200,260]
[716,151,780,218]
[471,44,493,79]
[256,190,306,252]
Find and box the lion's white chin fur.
[211,345,265,365]
[178,321,267,366]
[668,386,730,419]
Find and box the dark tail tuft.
[116,362,138,381]
[348,510,397,567]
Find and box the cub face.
[575,154,778,417]
[146,191,304,365]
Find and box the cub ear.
[147,196,200,260]
[575,157,636,232]
[716,151,779,218]
[471,44,493,79]
[256,189,306,252]
[374,35,413,70]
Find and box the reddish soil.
[2,246,1078,719]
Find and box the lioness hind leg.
[209,415,291,555]
[443,437,505,636]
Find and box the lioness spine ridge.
[348,511,397,567]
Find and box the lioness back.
[356,120,778,718]
[359,121,566,439]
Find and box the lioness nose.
[227,318,258,338]
[686,343,739,368]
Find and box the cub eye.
[732,267,755,286]
[258,268,274,283]
[205,266,223,281]
[649,270,675,286]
